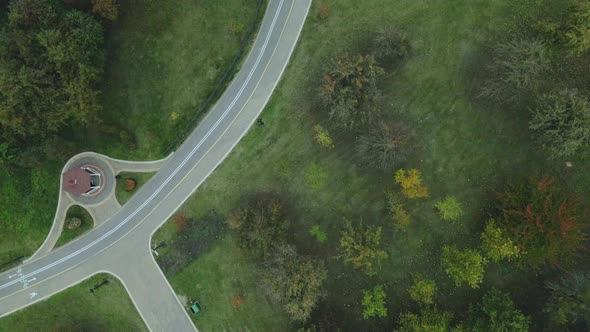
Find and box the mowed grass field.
[0,274,147,332]
[0,0,260,265]
[153,0,590,330]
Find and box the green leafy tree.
[319,54,384,129]
[468,289,530,332]
[313,124,335,149]
[480,218,520,262]
[309,225,328,243]
[395,307,462,332]
[544,271,590,329]
[356,121,413,169]
[262,245,327,322]
[435,196,464,222]
[565,1,590,55]
[394,168,429,199]
[228,192,288,258]
[339,220,387,276]
[529,89,590,158]
[362,285,387,319]
[441,245,487,288]
[0,0,105,144]
[480,39,548,103]
[409,275,436,306]
[497,177,586,269]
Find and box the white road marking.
[28,292,38,299]
[0,0,287,293]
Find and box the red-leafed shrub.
[497,176,586,269]
[173,214,187,233]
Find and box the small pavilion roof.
[63,166,91,196]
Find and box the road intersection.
[0,0,311,330]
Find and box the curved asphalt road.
[0,0,311,330]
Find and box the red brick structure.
[63,165,103,196]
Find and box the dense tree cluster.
[0,0,105,145]
[228,192,327,322]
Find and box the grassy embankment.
[0,273,147,332]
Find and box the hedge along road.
[0,0,311,330]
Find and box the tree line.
[0,0,120,167]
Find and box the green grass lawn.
[0,0,260,264]
[0,273,147,332]
[169,235,291,331]
[154,0,590,330]
[115,172,155,205]
[78,0,263,160]
[55,206,94,248]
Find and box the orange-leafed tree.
[124,178,137,191]
[173,214,187,233]
[497,176,586,269]
[231,294,245,308]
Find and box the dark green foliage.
[497,177,586,269]
[355,121,412,169]
[159,211,225,275]
[362,285,387,319]
[529,89,590,158]
[319,54,384,129]
[0,0,104,143]
[545,271,590,329]
[373,27,410,65]
[395,307,461,332]
[468,289,530,332]
[261,244,327,322]
[227,192,288,258]
[480,39,549,103]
